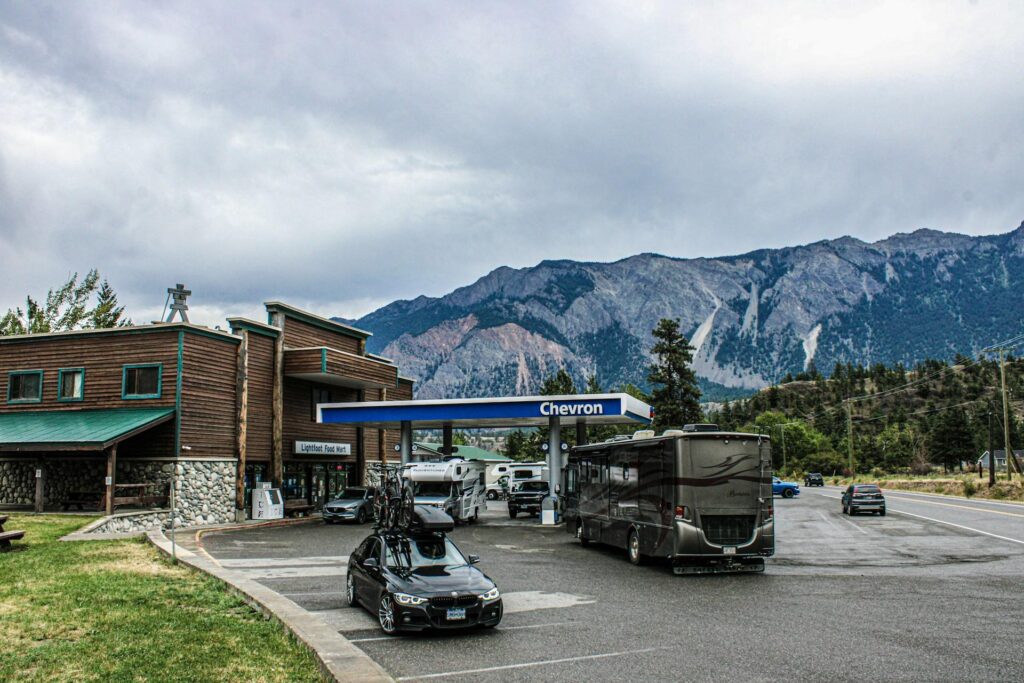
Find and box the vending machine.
[251,484,284,520]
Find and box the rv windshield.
[414,482,452,498]
[384,536,467,569]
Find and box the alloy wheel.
[628,530,641,565]
[378,595,397,634]
[346,574,357,606]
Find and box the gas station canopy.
[316,393,653,430]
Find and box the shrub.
[962,479,976,497]
[989,486,1008,500]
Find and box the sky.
[1,1,1023,327]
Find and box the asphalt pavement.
[198,491,1024,682]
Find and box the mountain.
[353,222,1024,401]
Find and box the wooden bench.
[63,491,104,511]
[284,499,315,518]
[0,516,25,550]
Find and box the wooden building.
[0,301,413,530]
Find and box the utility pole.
[999,348,1017,479]
[988,409,995,488]
[780,425,787,473]
[846,400,855,475]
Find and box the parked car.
[804,472,825,487]
[841,484,886,516]
[346,512,503,634]
[508,480,549,518]
[772,477,800,498]
[322,487,375,524]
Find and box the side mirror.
[467,554,481,564]
[362,557,379,569]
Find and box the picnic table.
[0,514,26,550]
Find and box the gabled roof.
[414,442,510,461]
[0,408,175,452]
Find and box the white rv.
[402,458,487,523]
[509,462,548,484]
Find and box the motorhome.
[402,459,487,523]
[563,426,774,574]
[509,462,548,484]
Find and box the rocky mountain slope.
[352,222,1024,400]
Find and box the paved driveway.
[198,494,1024,681]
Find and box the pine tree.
[646,318,702,431]
[1,270,101,335]
[89,279,130,328]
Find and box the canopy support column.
[576,422,588,447]
[400,421,412,465]
[547,415,561,496]
[105,444,118,516]
[34,458,45,513]
[442,424,453,456]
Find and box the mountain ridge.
[350,222,1024,400]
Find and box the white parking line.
[838,515,869,535]
[396,647,667,681]
[219,556,348,568]
[348,622,574,643]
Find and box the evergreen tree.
[89,279,130,328]
[646,318,702,431]
[1,270,129,335]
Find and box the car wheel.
[356,508,367,525]
[627,529,645,566]
[346,573,358,607]
[509,507,518,519]
[576,521,590,547]
[880,509,886,517]
[782,489,795,499]
[842,504,848,515]
[486,490,497,501]
[377,594,398,635]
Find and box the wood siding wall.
[245,333,275,462]
[0,330,179,414]
[179,334,238,459]
[282,318,361,354]
[282,378,361,459]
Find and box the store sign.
[539,400,605,417]
[294,440,352,456]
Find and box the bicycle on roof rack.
[370,463,415,531]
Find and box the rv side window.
[565,467,577,494]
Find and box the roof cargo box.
[410,504,455,532]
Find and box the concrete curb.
[59,514,319,542]
[146,527,394,683]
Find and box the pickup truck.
[772,477,800,499]
[508,480,549,518]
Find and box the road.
[198,491,1024,682]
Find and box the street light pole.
[998,348,1017,480]
[988,409,995,488]
[846,400,855,475]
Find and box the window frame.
[57,367,86,403]
[7,369,44,404]
[121,363,163,400]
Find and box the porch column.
[236,330,249,517]
[400,421,412,465]
[105,444,118,516]
[34,458,45,513]
[270,311,284,488]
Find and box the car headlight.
[393,592,428,606]
[480,587,500,602]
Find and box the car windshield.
[337,488,365,499]
[519,481,548,492]
[384,536,467,569]
[414,482,452,497]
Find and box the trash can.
[541,494,559,525]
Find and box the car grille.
[701,515,756,545]
[429,595,480,608]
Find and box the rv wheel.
[627,529,645,566]
[486,490,497,501]
[508,506,518,519]
[576,521,590,547]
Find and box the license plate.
[723,546,737,555]
[446,607,466,620]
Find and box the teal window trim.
[57,367,86,402]
[7,369,44,404]
[121,363,163,400]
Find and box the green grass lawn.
[0,515,326,682]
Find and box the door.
[563,460,581,525]
[355,538,382,605]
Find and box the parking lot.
[199,490,1024,681]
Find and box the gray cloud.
[1,1,1022,326]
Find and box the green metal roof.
[414,442,510,461]
[0,408,175,451]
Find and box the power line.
[850,399,981,425]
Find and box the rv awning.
[0,408,175,452]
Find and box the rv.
[402,459,487,523]
[563,426,774,574]
[509,462,548,484]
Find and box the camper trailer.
[402,459,488,523]
[563,426,774,574]
[509,462,548,484]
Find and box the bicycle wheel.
[398,484,415,529]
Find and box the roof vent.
[682,424,720,432]
[662,429,686,437]
[632,430,656,440]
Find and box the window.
[8,370,43,403]
[122,364,162,399]
[58,368,85,402]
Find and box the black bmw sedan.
[346,530,503,634]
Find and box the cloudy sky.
[1,1,1022,326]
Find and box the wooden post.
[235,330,249,513]
[271,313,284,487]
[34,458,45,513]
[576,422,588,447]
[356,389,366,485]
[105,444,118,516]
[379,387,388,464]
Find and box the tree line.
[1,270,130,335]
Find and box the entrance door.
[325,466,348,501]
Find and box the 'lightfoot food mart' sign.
[294,441,352,455]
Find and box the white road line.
[219,556,348,568]
[396,647,667,681]
[232,566,348,579]
[817,511,841,530]
[282,590,347,597]
[348,621,575,643]
[878,494,1024,518]
[348,636,394,643]
[815,491,1024,547]
[838,515,869,535]
[502,591,595,614]
[867,489,1024,509]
